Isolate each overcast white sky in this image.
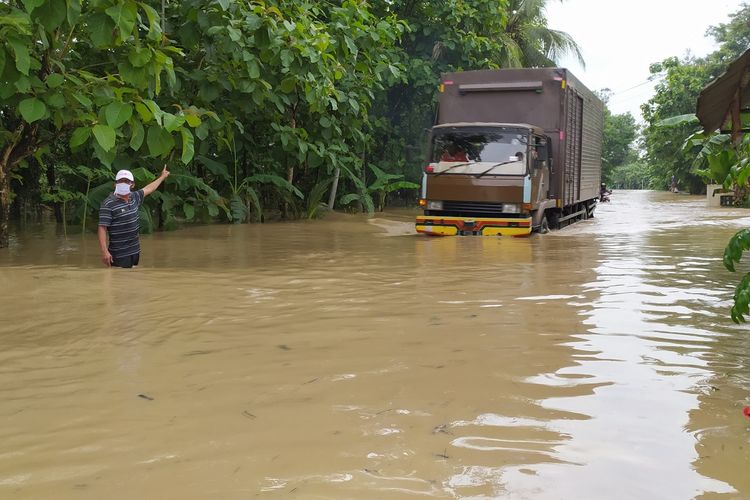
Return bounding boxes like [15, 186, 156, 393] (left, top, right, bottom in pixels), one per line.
[545, 0, 741, 120]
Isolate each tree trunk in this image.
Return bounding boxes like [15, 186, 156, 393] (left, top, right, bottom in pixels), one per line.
[283, 115, 297, 219]
[46, 163, 63, 223]
[327, 167, 340, 209]
[357, 149, 367, 213]
[0, 164, 10, 248]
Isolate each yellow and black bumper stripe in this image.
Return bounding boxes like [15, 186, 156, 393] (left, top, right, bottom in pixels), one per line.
[415, 216, 532, 237]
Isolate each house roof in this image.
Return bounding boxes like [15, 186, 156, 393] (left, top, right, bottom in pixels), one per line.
[696, 48, 750, 134]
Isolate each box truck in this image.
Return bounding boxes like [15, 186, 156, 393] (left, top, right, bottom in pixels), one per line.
[416, 68, 604, 236]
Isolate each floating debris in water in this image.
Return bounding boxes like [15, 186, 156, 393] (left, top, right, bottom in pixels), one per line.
[138, 394, 154, 401]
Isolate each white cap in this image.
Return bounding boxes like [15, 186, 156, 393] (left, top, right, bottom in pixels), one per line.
[115, 169, 134, 182]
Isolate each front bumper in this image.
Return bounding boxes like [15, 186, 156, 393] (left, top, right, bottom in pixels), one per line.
[415, 215, 532, 237]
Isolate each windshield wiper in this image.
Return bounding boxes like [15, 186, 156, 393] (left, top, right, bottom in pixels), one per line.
[434, 162, 473, 176]
[474, 160, 518, 179]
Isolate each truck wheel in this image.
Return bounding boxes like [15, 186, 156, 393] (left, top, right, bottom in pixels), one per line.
[548, 211, 559, 230]
[539, 216, 550, 234]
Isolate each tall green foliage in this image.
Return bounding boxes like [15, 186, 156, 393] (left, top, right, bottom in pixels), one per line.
[595, 90, 640, 187]
[368, 0, 582, 183]
[706, 1, 750, 64]
[601, 111, 638, 184]
[641, 3, 750, 195]
[164, 0, 406, 219]
[640, 56, 717, 193]
[1, 0, 584, 247]
[496, 0, 584, 68]
[0, 0, 200, 246]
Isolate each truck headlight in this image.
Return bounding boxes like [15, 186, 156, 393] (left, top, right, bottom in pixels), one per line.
[502, 203, 520, 213]
[427, 200, 443, 210]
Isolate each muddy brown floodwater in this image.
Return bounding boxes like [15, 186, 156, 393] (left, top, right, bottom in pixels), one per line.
[1, 190, 750, 499]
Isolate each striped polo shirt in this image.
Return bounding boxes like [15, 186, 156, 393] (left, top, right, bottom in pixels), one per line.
[99, 189, 145, 258]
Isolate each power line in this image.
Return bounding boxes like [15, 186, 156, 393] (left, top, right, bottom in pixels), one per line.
[607, 73, 667, 98]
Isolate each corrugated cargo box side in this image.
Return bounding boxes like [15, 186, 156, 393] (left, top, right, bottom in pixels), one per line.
[565, 70, 604, 204]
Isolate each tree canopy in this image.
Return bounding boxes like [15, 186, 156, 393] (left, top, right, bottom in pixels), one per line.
[640, 2, 750, 194]
[0, 0, 585, 247]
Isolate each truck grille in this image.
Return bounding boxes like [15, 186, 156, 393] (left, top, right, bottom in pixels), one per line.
[429, 201, 523, 217]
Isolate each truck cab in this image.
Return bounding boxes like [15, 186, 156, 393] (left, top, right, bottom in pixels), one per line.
[416, 122, 554, 236]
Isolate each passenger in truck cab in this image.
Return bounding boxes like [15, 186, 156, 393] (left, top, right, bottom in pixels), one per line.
[514, 151, 524, 162]
[440, 143, 468, 162]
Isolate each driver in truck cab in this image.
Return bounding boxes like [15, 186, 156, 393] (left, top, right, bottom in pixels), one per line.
[440, 143, 468, 162]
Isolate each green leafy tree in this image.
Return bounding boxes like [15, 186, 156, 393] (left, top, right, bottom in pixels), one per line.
[368, 0, 583, 188]
[339, 164, 420, 212]
[496, 0, 584, 68]
[0, 0, 205, 247]
[706, 2, 750, 64]
[609, 161, 654, 190]
[0, 0, 592, 244]
[167, 0, 406, 218]
[640, 3, 750, 195]
[640, 56, 717, 193]
[598, 90, 638, 184]
[662, 2, 750, 322]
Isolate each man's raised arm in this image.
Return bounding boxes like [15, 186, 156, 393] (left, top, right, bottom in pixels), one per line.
[142, 166, 170, 197]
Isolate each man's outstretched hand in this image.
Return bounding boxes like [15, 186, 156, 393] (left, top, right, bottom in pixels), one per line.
[160, 166, 170, 179]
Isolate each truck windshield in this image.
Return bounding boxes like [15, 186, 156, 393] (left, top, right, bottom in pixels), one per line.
[431, 128, 529, 164]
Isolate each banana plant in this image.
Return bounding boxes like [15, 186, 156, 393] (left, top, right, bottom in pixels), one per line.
[339, 164, 419, 213]
[196, 154, 303, 223]
[306, 177, 334, 219]
[39, 162, 111, 235]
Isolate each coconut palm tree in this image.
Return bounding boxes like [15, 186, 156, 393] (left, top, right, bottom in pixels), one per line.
[498, 0, 585, 68]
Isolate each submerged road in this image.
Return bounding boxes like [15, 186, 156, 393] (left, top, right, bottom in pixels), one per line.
[1, 190, 749, 498]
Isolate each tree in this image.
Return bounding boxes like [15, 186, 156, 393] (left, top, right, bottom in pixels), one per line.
[0, 0, 200, 247]
[165, 0, 406, 219]
[496, 0, 584, 68]
[1, 0, 408, 241]
[640, 56, 717, 193]
[598, 90, 638, 184]
[706, 2, 750, 64]
[368, 0, 583, 185]
[609, 161, 653, 190]
[662, 2, 750, 322]
[640, 3, 750, 196]
[1, 0, 589, 245]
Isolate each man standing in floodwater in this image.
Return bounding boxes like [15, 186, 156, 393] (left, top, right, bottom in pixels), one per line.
[98, 167, 170, 268]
